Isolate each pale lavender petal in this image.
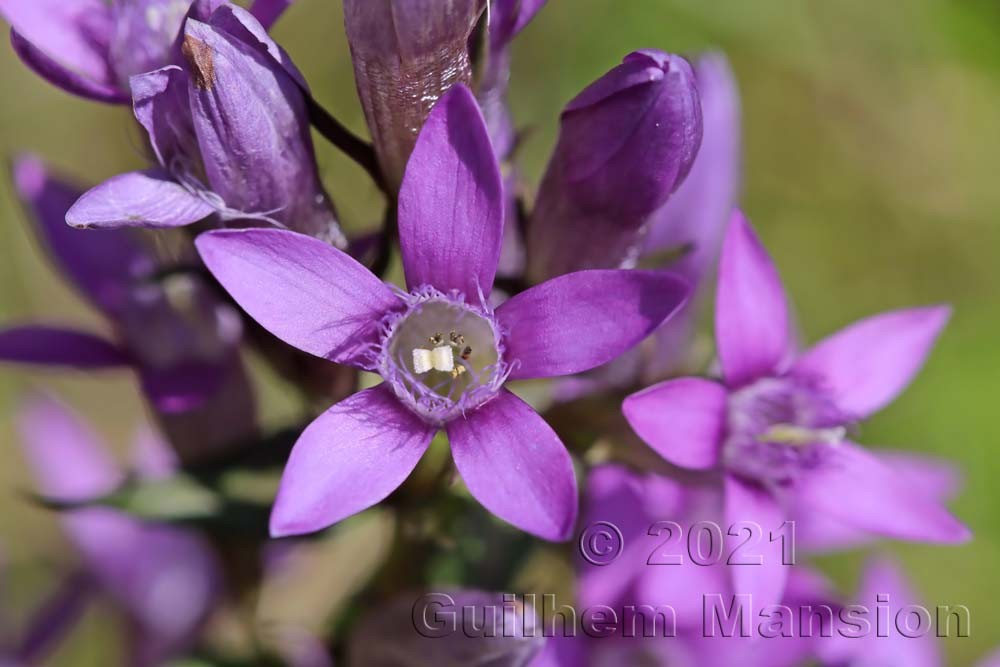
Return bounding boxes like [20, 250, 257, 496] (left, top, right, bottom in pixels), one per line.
[796, 450, 965, 552]
[447, 390, 577, 541]
[0, 326, 130, 369]
[249, 0, 292, 30]
[270, 385, 436, 537]
[0, 0, 119, 97]
[791, 306, 951, 420]
[846, 558, 940, 667]
[793, 442, 970, 544]
[716, 211, 792, 387]
[130, 425, 179, 481]
[17, 394, 122, 501]
[497, 269, 688, 380]
[196, 228, 398, 369]
[9, 31, 127, 103]
[398, 85, 504, 299]
[978, 648, 1000, 667]
[131, 66, 200, 169]
[66, 169, 214, 229]
[622, 377, 726, 470]
[12, 154, 155, 315]
[724, 474, 788, 611]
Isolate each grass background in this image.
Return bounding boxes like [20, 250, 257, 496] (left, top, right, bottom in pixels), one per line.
[1, 1, 998, 664]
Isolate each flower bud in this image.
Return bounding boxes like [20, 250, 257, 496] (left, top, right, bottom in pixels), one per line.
[525, 49, 702, 281]
[182, 7, 345, 245]
[343, 0, 487, 191]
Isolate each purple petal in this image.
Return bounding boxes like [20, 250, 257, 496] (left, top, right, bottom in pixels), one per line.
[793, 441, 970, 544]
[0, 0, 120, 98]
[979, 649, 1000, 667]
[489, 0, 546, 49]
[398, 85, 504, 299]
[195, 228, 397, 369]
[0, 326, 129, 369]
[796, 450, 965, 552]
[130, 426, 179, 481]
[66, 169, 214, 230]
[622, 377, 726, 470]
[15, 571, 93, 665]
[716, 211, 792, 387]
[139, 361, 228, 415]
[447, 390, 577, 541]
[17, 394, 122, 501]
[131, 66, 200, 169]
[9, 30, 128, 103]
[724, 474, 788, 611]
[249, 0, 293, 30]
[182, 14, 342, 242]
[12, 155, 154, 315]
[107, 0, 193, 86]
[497, 269, 689, 380]
[791, 306, 950, 420]
[270, 385, 435, 537]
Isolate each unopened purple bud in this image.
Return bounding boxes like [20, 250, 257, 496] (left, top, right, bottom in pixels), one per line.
[343, 0, 487, 191]
[182, 8, 345, 245]
[525, 50, 702, 281]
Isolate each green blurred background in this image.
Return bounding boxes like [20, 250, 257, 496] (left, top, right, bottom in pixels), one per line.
[1, 1, 998, 664]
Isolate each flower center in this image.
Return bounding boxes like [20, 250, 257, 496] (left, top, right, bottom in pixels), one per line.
[378, 288, 508, 424]
[722, 377, 849, 487]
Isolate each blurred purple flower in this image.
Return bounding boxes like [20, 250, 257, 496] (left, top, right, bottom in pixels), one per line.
[348, 590, 543, 666]
[64, 4, 344, 245]
[525, 49, 702, 282]
[623, 211, 969, 609]
[343, 0, 487, 191]
[0, 0, 293, 103]
[0, 155, 255, 463]
[196, 85, 689, 541]
[16, 394, 221, 667]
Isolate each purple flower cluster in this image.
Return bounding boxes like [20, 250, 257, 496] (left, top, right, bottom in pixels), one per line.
[0, 2, 982, 666]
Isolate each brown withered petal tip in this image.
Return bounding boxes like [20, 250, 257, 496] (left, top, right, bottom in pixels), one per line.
[181, 35, 215, 90]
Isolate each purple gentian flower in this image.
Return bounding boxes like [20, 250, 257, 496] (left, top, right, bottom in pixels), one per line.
[0, 155, 255, 463]
[525, 49, 703, 282]
[65, 4, 344, 245]
[343, 0, 486, 191]
[0, 0, 292, 103]
[623, 212, 969, 608]
[16, 394, 221, 666]
[196, 85, 689, 541]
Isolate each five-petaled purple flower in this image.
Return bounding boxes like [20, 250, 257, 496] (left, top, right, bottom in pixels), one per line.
[196, 85, 689, 541]
[623, 211, 969, 608]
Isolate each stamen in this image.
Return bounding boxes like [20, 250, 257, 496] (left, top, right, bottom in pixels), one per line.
[758, 424, 846, 447]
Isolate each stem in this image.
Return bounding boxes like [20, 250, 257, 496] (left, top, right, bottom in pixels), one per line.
[305, 95, 385, 193]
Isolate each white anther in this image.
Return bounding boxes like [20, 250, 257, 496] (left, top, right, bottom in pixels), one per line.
[412, 346, 456, 374]
[431, 345, 455, 372]
[412, 348, 433, 374]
